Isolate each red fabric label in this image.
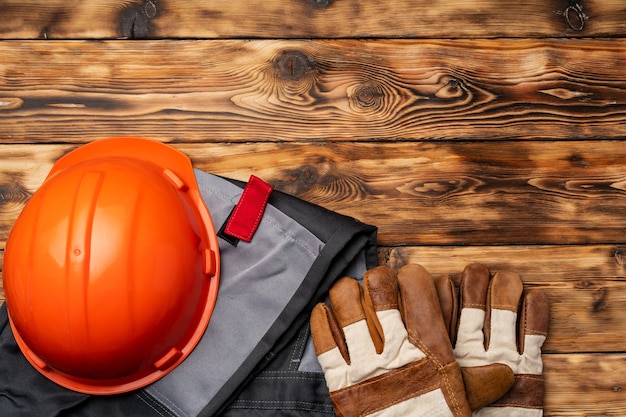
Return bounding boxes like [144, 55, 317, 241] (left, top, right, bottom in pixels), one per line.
[224, 175, 273, 242]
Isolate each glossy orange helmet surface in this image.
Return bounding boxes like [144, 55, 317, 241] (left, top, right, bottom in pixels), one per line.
[2, 137, 220, 394]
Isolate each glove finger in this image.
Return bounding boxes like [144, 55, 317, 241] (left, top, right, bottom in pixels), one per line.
[328, 276, 366, 328]
[328, 276, 377, 361]
[363, 266, 429, 365]
[486, 271, 523, 352]
[434, 274, 459, 346]
[456, 263, 491, 352]
[397, 264, 455, 364]
[449, 265, 517, 410]
[363, 266, 399, 313]
[362, 266, 398, 354]
[519, 289, 549, 372]
[311, 302, 349, 363]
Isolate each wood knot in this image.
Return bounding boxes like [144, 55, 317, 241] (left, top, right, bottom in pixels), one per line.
[0, 179, 32, 210]
[568, 154, 588, 168]
[291, 165, 319, 185]
[614, 247, 625, 266]
[144, 0, 158, 19]
[435, 76, 467, 99]
[592, 287, 608, 312]
[271, 165, 320, 196]
[564, 2, 587, 31]
[273, 50, 316, 81]
[352, 82, 385, 110]
[120, 0, 158, 39]
[0, 184, 14, 205]
[306, 0, 332, 7]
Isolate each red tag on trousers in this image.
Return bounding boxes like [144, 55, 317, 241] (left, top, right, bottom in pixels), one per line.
[223, 175, 273, 242]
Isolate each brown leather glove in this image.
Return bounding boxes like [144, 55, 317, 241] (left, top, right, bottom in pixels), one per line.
[436, 263, 549, 416]
[311, 265, 473, 417]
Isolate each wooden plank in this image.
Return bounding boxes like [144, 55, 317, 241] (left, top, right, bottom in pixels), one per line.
[0, 145, 65, 243]
[383, 245, 626, 353]
[187, 140, 626, 246]
[543, 353, 626, 416]
[0, 0, 621, 39]
[0, 2, 623, 415]
[2, 141, 626, 246]
[2, 39, 626, 143]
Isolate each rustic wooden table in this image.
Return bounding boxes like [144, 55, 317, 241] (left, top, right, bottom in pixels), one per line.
[1, 1, 626, 415]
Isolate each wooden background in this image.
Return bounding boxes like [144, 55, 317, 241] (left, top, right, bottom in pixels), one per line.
[1, 0, 626, 415]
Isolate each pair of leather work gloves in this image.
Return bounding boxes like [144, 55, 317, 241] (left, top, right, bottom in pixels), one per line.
[311, 263, 549, 417]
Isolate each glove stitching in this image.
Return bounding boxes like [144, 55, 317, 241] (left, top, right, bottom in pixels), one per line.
[463, 303, 485, 309]
[491, 402, 542, 408]
[407, 329, 463, 415]
[439, 364, 462, 415]
[521, 299, 529, 353]
[493, 374, 543, 408]
[523, 299, 529, 337]
[523, 301, 548, 337]
[332, 366, 440, 417]
[520, 374, 542, 378]
[491, 303, 516, 310]
[375, 303, 397, 309]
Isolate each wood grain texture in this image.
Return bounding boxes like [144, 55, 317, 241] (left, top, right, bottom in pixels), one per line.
[1, 2, 625, 414]
[0, 0, 621, 39]
[543, 353, 626, 416]
[2, 141, 626, 247]
[2, 40, 626, 143]
[188, 140, 626, 246]
[0, 145, 67, 243]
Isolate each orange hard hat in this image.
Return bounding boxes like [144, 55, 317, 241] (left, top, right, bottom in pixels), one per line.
[2, 137, 220, 394]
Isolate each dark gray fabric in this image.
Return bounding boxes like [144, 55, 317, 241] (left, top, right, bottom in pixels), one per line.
[221, 322, 335, 417]
[217, 243, 372, 417]
[145, 171, 326, 417]
[0, 303, 89, 417]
